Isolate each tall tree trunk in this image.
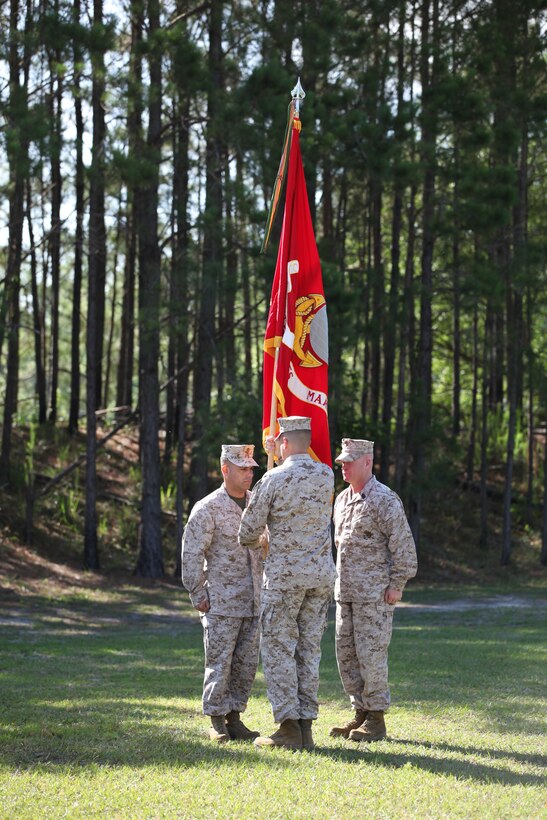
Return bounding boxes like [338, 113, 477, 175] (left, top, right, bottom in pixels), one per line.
[466, 302, 479, 484]
[495, 0, 520, 565]
[380, 2, 405, 484]
[90, 0, 107, 411]
[451, 187, 461, 439]
[173, 83, 190, 571]
[84, 0, 107, 570]
[189, 0, 224, 506]
[116, 4, 143, 413]
[408, 0, 439, 546]
[224, 151, 237, 389]
[47, 19, 63, 423]
[134, 0, 164, 578]
[69, 0, 84, 434]
[395, 3, 418, 496]
[370, 181, 383, 428]
[0, 0, 28, 484]
[501, 289, 520, 565]
[104, 199, 122, 410]
[27, 180, 47, 424]
[541, 430, 547, 567]
[479, 305, 491, 548]
[240, 155, 253, 383]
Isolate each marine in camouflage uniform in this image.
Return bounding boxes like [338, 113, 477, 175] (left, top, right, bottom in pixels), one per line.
[330, 438, 417, 742]
[181, 444, 263, 742]
[239, 416, 336, 750]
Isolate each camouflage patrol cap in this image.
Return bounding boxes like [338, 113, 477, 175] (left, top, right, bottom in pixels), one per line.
[274, 416, 312, 440]
[221, 444, 259, 467]
[335, 438, 374, 462]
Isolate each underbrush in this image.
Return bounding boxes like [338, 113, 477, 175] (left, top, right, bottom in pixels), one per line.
[0, 422, 544, 592]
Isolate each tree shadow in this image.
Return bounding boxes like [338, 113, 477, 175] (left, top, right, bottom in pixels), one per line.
[311, 739, 545, 787]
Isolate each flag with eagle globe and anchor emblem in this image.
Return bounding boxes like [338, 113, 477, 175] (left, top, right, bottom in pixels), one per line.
[263, 110, 331, 466]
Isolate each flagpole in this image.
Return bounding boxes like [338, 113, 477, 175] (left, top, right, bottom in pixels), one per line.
[266, 80, 306, 471]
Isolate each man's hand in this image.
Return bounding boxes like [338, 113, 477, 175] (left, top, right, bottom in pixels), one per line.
[264, 435, 276, 454]
[195, 598, 210, 613]
[259, 530, 269, 559]
[384, 587, 402, 606]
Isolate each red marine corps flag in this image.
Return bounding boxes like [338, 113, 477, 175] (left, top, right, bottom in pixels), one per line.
[262, 82, 331, 466]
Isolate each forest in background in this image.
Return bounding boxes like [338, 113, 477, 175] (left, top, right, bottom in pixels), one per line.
[0, 0, 546, 578]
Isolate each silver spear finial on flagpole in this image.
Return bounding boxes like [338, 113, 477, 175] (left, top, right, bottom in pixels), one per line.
[291, 78, 306, 115]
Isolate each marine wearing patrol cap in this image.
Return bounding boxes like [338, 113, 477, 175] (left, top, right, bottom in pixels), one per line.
[220, 444, 259, 467]
[335, 438, 374, 463]
[274, 416, 312, 439]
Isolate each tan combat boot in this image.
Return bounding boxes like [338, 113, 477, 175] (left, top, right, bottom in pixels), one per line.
[299, 719, 314, 751]
[225, 710, 260, 741]
[348, 710, 387, 742]
[254, 718, 302, 750]
[208, 715, 229, 743]
[329, 709, 368, 739]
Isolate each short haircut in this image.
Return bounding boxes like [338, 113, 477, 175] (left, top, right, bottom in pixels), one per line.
[283, 429, 311, 449]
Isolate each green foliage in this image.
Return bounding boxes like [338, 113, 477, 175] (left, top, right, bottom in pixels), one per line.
[23, 421, 37, 489]
[160, 481, 176, 513]
[56, 487, 80, 528]
[1, 0, 546, 567]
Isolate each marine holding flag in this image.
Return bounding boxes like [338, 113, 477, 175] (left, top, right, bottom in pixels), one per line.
[238, 94, 335, 752]
[262, 106, 331, 466]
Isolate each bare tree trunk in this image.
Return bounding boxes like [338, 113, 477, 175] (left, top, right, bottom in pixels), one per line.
[541, 430, 547, 566]
[173, 82, 191, 575]
[0, 0, 28, 484]
[69, 0, 84, 434]
[380, 2, 405, 484]
[501, 291, 520, 565]
[104, 197, 122, 410]
[525, 288, 534, 520]
[224, 151, 237, 389]
[91, 0, 107, 411]
[466, 302, 479, 483]
[395, 4, 418, 495]
[408, 0, 439, 546]
[27, 180, 47, 424]
[116, 204, 137, 411]
[479, 305, 491, 548]
[84, 0, 107, 570]
[134, 0, 164, 578]
[370, 181, 383, 428]
[189, 0, 224, 506]
[116, 4, 142, 414]
[164, 198, 177, 466]
[47, 18, 63, 424]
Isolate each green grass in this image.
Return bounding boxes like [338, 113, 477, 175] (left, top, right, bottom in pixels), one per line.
[0, 585, 546, 819]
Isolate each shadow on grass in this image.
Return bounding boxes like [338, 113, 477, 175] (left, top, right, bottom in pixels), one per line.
[392, 737, 547, 767]
[0, 589, 197, 637]
[2, 727, 544, 789]
[311, 740, 545, 786]
[1, 589, 545, 790]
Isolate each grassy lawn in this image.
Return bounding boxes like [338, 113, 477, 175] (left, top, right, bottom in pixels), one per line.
[0, 584, 545, 819]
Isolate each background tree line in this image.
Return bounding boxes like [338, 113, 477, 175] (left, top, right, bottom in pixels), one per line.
[0, 0, 546, 577]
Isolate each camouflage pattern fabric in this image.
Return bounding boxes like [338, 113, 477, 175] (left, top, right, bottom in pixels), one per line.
[238, 454, 336, 591]
[181, 485, 262, 615]
[334, 475, 417, 603]
[335, 600, 393, 711]
[333, 475, 417, 713]
[181, 484, 263, 716]
[238, 454, 336, 722]
[200, 613, 260, 716]
[260, 586, 331, 722]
